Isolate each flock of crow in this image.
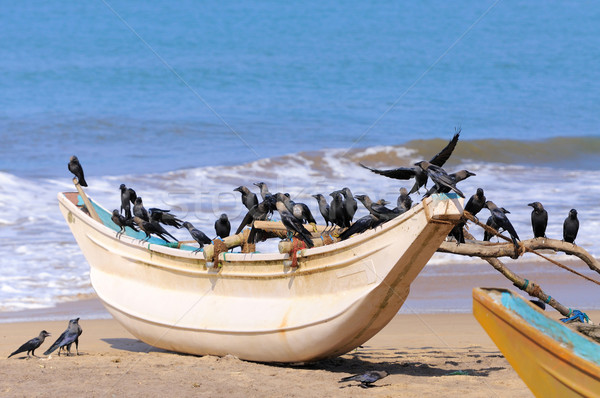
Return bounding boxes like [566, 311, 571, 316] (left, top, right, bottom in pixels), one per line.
[10, 141, 579, 360]
[69, 130, 581, 253]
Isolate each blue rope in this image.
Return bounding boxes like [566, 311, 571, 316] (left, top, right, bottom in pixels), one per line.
[522, 279, 529, 290]
[545, 296, 552, 304]
[560, 310, 590, 324]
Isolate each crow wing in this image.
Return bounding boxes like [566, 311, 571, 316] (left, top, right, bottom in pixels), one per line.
[430, 130, 460, 167]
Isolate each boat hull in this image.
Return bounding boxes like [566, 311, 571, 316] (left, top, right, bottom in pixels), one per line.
[59, 191, 462, 362]
[473, 288, 600, 397]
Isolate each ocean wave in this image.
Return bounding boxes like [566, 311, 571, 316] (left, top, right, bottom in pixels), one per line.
[1, 143, 599, 313]
[402, 136, 600, 170]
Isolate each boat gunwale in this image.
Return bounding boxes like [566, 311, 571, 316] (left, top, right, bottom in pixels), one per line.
[58, 190, 443, 267]
[473, 288, 600, 376]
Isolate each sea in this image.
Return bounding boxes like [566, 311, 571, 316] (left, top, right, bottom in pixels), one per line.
[1, 1, 599, 318]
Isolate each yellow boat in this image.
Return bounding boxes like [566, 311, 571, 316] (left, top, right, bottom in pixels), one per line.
[473, 287, 600, 397]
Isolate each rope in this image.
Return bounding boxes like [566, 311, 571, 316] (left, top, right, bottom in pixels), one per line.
[212, 238, 228, 267]
[320, 234, 334, 245]
[289, 237, 306, 268]
[560, 310, 590, 324]
[464, 212, 600, 286]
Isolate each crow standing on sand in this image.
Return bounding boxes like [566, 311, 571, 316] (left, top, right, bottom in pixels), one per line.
[182, 222, 212, 252]
[414, 161, 465, 198]
[234, 186, 259, 211]
[339, 370, 389, 388]
[214, 214, 231, 239]
[563, 209, 579, 244]
[111, 209, 139, 238]
[275, 194, 314, 248]
[484, 201, 520, 251]
[528, 202, 548, 238]
[44, 318, 82, 356]
[8, 330, 51, 358]
[68, 156, 88, 187]
[360, 130, 460, 194]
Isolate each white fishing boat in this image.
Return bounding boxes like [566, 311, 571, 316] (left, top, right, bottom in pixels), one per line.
[58, 187, 463, 363]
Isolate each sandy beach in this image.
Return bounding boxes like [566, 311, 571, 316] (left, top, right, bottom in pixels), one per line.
[4, 302, 596, 397]
[2, 255, 599, 397]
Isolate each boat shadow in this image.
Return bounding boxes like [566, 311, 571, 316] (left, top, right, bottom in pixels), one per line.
[101, 338, 170, 353]
[279, 346, 507, 378]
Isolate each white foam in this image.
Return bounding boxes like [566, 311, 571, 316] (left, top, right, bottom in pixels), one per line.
[1, 148, 599, 313]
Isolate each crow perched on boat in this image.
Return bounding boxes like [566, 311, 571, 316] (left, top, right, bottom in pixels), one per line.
[111, 209, 139, 238]
[396, 187, 412, 214]
[8, 330, 51, 358]
[355, 194, 399, 223]
[44, 318, 82, 356]
[414, 161, 465, 198]
[68, 155, 88, 187]
[214, 213, 231, 239]
[119, 184, 137, 218]
[484, 201, 520, 251]
[329, 191, 348, 228]
[278, 193, 317, 225]
[254, 182, 273, 201]
[133, 197, 149, 222]
[182, 222, 212, 253]
[234, 195, 276, 235]
[424, 170, 475, 197]
[360, 130, 460, 194]
[312, 194, 331, 227]
[563, 209, 579, 244]
[339, 214, 383, 240]
[234, 186, 259, 211]
[528, 202, 548, 238]
[339, 370, 389, 388]
[275, 194, 314, 248]
[483, 207, 510, 241]
[340, 187, 357, 224]
[149, 208, 183, 229]
[134, 216, 177, 242]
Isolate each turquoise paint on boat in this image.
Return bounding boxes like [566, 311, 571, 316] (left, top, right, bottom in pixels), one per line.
[77, 195, 199, 252]
[501, 291, 600, 365]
